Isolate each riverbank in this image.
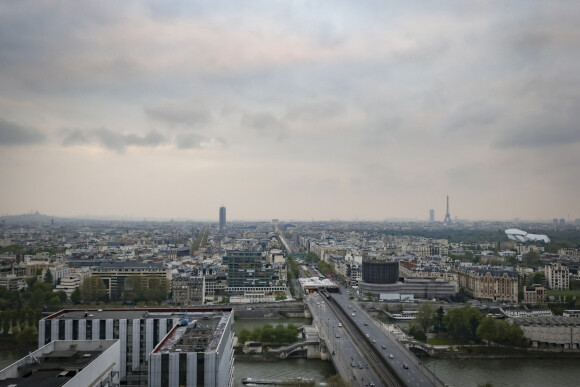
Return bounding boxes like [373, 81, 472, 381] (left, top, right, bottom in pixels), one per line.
[431, 345, 580, 359]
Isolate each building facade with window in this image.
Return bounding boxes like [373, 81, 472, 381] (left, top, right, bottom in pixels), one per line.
[38, 307, 233, 386]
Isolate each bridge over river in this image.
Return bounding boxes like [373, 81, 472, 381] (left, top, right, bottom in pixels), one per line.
[308, 291, 445, 387]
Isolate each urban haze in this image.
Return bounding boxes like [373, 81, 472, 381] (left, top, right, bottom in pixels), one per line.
[1, 1, 580, 387]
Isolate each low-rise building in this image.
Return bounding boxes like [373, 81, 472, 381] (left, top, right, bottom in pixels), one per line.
[509, 316, 580, 349]
[523, 284, 546, 304]
[0, 339, 120, 386]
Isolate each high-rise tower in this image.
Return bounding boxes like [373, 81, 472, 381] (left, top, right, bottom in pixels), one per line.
[444, 196, 451, 223]
[429, 209, 435, 222]
[219, 206, 226, 232]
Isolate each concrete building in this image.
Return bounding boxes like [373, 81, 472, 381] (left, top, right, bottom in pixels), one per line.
[358, 278, 456, 300]
[149, 311, 234, 386]
[0, 339, 120, 386]
[172, 275, 205, 305]
[90, 261, 171, 301]
[545, 262, 569, 290]
[0, 274, 26, 291]
[429, 209, 435, 222]
[38, 307, 233, 386]
[509, 316, 580, 349]
[457, 267, 519, 302]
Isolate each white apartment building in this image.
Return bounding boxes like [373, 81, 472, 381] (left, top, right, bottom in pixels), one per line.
[545, 262, 569, 290]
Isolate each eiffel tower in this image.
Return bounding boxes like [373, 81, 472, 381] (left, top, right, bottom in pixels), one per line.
[444, 195, 452, 223]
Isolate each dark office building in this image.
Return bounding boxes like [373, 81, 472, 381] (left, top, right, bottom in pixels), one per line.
[362, 259, 399, 284]
[222, 250, 273, 291]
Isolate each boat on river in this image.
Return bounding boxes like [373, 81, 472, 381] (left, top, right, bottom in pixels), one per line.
[241, 377, 315, 386]
[389, 310, 418, 320]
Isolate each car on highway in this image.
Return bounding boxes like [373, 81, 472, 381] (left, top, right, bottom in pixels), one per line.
[335, 334, 340, 338]
[372, 339, 376, 343]
[338, 322, 342, 327]
[389, 354, 394, 359]
[358, 363, 363, 369]
[381, 344, 386, 349]
[403, 364, 409, 369]
[352, 312, 355, 316]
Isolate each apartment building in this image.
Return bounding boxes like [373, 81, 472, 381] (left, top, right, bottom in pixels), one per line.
[457, 267, 519, 302]
[545, 262, 569, 290]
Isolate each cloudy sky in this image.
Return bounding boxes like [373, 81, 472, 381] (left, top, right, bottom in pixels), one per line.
[1, 1, 579, 222]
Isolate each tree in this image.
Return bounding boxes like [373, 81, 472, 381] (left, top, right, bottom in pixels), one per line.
[409, 325, 427, 341]
[494, 320, 510, 345]
[507, 323, 525, 346]
[443, 306, 482, 343]
[238, 329, 250, 344]
[71, 288, 81, 304]
[523, 251, 541, 268]
[3, 310, 11, 335]
[433, 307, 445, 333]
[416, 301, 434, 333]
[261, 324, 275, 343]
[80, 276, 108, 302]
[44, 269, 53, 285]
[306, 252, 319, 263]
[274, 324, 287, 343]
[532, 272, 544, 285]
[476, 317, 497, 346]
[55, 290, 67, 303]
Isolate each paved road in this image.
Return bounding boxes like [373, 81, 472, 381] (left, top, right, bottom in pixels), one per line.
[330, 292, 444, 387]
[307, 293, 382, 386]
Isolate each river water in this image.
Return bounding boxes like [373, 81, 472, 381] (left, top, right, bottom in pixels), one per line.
[423, 357, 579, 387]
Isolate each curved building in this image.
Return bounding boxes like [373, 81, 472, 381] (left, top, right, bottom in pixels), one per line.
[362, 259, 399, 284]
[359, 259, 456, 300]
[505, 228, 550, 243]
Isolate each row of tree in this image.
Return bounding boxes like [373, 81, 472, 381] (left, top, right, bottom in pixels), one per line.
[75, 275, 170, 303]
[286, 255, 299, 280]
[0, 278, 66, 311]
[412, 303, 525, 346]
[476, 317, 525, 346]
[0, 308, 42, 335]
[237, 323, 300, 345]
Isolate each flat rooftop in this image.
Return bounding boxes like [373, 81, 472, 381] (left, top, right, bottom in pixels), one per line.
[514, 316, 580, 327]
[44, 307, 232, 321]
[0, 342, 114, 387]
[153, 312, 231, 354]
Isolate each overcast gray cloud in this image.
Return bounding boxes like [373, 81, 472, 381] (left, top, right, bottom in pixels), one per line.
[62, 128, 166, 153]
[241, 112, 285, 137]
[145, 104, 211, 129]
[1, 1, 580, 221]
[0, 118, 46, 146]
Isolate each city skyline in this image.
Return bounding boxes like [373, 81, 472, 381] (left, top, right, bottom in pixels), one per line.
[1, 2, 580, 222]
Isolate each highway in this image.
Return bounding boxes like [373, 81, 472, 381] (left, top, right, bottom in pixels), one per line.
[307, 293, 382, 386]
[328, 291, 444, 387]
